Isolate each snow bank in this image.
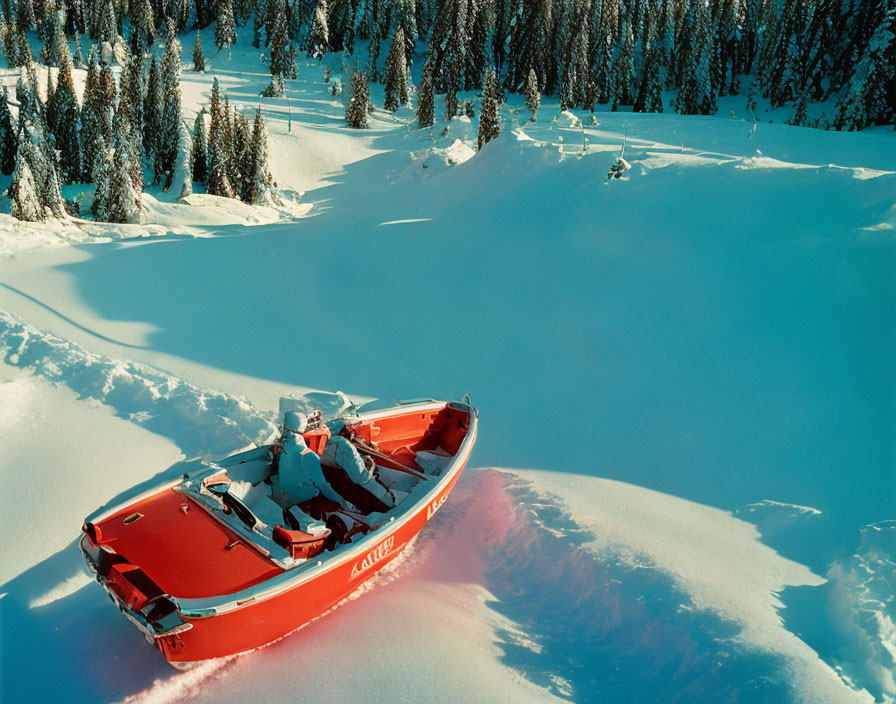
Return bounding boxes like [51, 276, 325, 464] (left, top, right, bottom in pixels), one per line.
[0, 310, 278, 457]
[506, 469, 872, 703]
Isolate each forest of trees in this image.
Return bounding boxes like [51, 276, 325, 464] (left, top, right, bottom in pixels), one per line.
[0, 0, 893, 221]
[0, 1, 273, 222]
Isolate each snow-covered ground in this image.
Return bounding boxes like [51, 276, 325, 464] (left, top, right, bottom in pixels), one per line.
[1, 28, 895, 704]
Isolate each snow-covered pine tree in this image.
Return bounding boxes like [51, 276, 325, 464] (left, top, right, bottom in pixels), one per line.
[673, 0, 717, 115]
[91, 133, 112, 219]
[105, 119, 143, 223]
[49, 19, 69, 68]
[21, 122, 66, 218]
[216, 0, 238, 58]
[269, 9, 296, 79]
[833, 8, 896, 131]
[49, 59, 83, 183]
[345, 69, 370, 127]
[416, 59, 435, 127]
[206, 78, 236, 197]
[194, 30, 206, 71]
[246, 107, 273, 204]
[120, 46, 144, 159]
[193, 108, 208, 182]
[761, 0, 808, 107]
[230, 110, 250, 199]
[633, 40, 664, 113]
[525, 67, 540, 120]
[391, 0, 417, 69]
[428, 0, 469, 93]
[611, 20, 636, 109]
[9, 139, 44, 221]
[305, 0, 328, 59]
[159, 20, 183, 190]
[98, 2, 117, 44]
[477, 66, 501, 150]
[113, 106, 144, 193]
[143, 55, 162, 173]
[132, 0, 155, 50]
[383, 27, 409, 111]
[0, 92, 15, 175]
[17, 0, 36, 33]
[16, 72, 42, 128]
[80, 60, 116, 183]
[2, 20, 21, 68]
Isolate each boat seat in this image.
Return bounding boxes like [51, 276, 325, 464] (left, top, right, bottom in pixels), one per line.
[415, 451, 452, 476]
[321, 436, 397, 511]
[229, 481, 284, 529]
[285, 505, 328, 537]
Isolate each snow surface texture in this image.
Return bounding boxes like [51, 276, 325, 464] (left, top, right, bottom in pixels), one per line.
[1, 26, 895, 704]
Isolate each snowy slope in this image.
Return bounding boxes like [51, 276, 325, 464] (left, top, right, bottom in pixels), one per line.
[1, 26, 895, 704]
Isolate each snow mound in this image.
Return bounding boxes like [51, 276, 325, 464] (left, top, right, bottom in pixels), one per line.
[0, 310, 278, 456]
[503, 469, 872, 704]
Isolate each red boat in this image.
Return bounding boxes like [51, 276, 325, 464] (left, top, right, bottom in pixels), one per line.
[79, 398, 478, 668]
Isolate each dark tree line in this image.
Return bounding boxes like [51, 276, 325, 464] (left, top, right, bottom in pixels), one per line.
[3, 0, 891, 131]
[1, 9, 273, 222]
[0, 0, 892, 221]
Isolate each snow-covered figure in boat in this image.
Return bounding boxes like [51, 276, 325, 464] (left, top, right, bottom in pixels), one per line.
[271, 411, 343, 512]
[321, 429, 396, 509]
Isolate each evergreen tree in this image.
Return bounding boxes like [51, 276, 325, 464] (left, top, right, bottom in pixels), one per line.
[49, 61, 83, 183]
[477, 66, 501, 150]
[0, 93, 15, 175]
[9, 139, 44, 221]
[345, 69, 370, 127]
[612, 21, 635, 109]
[525, 67, 540, 121]
[114, 107, 144, 193]
[391, 0, 417, 69]
[833, 9, 896, 131]
[132, 0, 155, 50]
[207, 79, 235, 197]
[216, 0, 237, 57]
[673, 1, 717, 115]
[634, 37, 664, 113]
[91, 133, 112, 219]
[383, 27, 409, 111]
[305, 0, 328, 59]
[80, 61, 116, 182]
[269, 10, 296, 78]
[49, 20, 70, 68]
[120, 46, 144, 163]
[231, 110, 250, 198]
[193, 108, 208, 182]
[416, 59, 435, 127]
[246, 107, 273, 203]
[159, 21, 183, 189]
[194, 30, 206, 71]
[98, 3, 117, 44]
[143, 55, 162, 172]
[105, 127, 143, 222]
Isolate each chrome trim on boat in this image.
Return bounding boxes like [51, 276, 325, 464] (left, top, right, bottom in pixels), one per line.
[176, 401, 478, 618]
[84, 477, 184, 526]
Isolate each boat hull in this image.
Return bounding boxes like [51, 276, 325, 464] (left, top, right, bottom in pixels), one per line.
[157, 462, 467, 664]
